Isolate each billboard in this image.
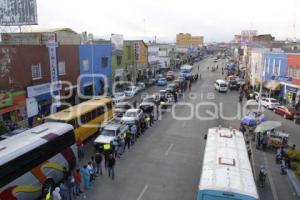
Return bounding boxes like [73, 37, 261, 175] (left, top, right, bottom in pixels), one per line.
[0, 0, 38, 26]
[111, 34, 123, 52]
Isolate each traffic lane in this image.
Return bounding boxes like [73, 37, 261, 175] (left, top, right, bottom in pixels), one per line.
[79, 60, 211, 199]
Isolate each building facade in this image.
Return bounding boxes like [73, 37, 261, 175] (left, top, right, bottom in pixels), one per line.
[0, 44, 80, 127]
[176, 33, 204, 47]
[79, 44, 112, 98]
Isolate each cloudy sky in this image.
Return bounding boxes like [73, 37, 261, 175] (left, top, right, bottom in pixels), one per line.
[37, 0, 300, 43]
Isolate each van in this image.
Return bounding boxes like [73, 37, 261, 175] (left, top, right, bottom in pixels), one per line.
[214, 80, 228, 92]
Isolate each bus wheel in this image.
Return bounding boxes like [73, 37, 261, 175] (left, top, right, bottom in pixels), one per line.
[42, 178, 55, 198]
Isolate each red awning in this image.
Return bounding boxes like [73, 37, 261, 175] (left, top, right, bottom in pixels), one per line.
[0, 104, 22, 114]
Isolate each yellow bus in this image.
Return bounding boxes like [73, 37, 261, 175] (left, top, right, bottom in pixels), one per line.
[45, 97, 113, 142]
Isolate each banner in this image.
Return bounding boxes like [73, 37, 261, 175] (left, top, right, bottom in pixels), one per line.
[0, 92, 13, 109]
[111, 34, 124, 52]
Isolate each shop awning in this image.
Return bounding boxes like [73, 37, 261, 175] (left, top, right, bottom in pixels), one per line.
[0, 104, 22, 114]
[263, 81, 281, 91]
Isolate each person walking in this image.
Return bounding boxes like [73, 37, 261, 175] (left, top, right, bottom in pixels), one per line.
[173, 91, 178, 103]
[91, 156, 97, 177]
[189, 81, 192, 92]
[52, 187, 62, 200]
[130, 124, 137, 143]
[95, 152, 103, 175]
[81, 165, 90, 190]
[124, 131, 131, 150]
[87, 161, 95, 182]
[66, 173, 75, 200]
[76, 139, 84, 161]
[59, 182, 67, 200]
[73, 169, 82, 196]
[107, 154, 116, 180]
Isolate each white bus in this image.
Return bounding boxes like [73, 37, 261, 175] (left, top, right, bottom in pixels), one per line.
[180, 64, 194, 80]
[0, 122, 78, 200]
[197, 126, 258, 200]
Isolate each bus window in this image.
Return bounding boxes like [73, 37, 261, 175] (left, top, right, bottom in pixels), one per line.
[106, 102, 113, 110]
[91, 109, 97, 119]
[96, 106, 104, 115]
[85, 112, 92, 122]
[68, 119, 77, 129]
[80, 115, 86, 124]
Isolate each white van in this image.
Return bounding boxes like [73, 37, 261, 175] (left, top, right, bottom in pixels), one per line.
[214, 80, 228, 92]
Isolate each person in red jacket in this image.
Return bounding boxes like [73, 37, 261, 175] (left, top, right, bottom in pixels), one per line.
[73, 169, 82, 196]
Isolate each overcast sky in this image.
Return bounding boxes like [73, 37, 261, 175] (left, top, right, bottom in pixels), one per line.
[37, 0, 300, 43]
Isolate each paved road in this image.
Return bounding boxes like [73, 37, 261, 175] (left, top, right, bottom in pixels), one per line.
[77, 57, 298, 200]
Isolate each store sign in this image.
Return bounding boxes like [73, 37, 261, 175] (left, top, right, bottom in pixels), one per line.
[0, 92, 13, 109]
[46, 33, 59, 83]
[26, 97, 38, 118]
[286, 86, 298, 93]
[271, 76, 292, 83]
[27, 83, 61, 98]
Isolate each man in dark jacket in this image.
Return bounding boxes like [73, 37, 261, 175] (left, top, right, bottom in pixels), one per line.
[95, 152, 103, 175]
[107, 154, 116, 180]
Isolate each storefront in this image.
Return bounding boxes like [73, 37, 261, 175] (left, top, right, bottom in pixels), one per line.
[26, 83, 61, 126]
[281, 82, 300, 106]
[0, 90, 27, 129]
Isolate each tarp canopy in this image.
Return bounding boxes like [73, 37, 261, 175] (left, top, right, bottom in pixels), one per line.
[263, 81, 281, 91]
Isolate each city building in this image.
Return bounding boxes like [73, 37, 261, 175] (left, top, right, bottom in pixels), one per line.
[148, 45, 160, 76]
[1, 28, 81, 45]
[176, 33, 204, 47]
[253, 34, 275, 42]
[284, 54, 300, 105]
[0, 44, 80, 127]
[79, 44, 112, 98]
[122, 42, 134, 82]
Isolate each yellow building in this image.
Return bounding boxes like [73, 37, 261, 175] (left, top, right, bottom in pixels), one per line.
[176, 33, 204, 46]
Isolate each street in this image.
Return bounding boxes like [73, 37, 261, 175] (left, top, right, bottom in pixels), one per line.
[74, 57, 298, 200]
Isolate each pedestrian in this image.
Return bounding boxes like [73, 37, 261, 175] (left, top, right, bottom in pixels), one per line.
[52, 187, 62, 200]
[173, 91, 178, 103]
[91, 156, 97, 177]
[73, 169, 82, 196]
[149, 111, 154, 126]
[256, 132, 261, 149]
[124, 131, 131, 150]
[81, 165, 90, 190]
[103, 143, 111, 168]
[118, 135, 125, 156]
[107, 154, 116, 180]
[189, 82, 192, 92]
[262, 132, 268, 151]
[66, 172, 75, 200]
[239, 124, 246, 135]
[87, 161, 95, 182]
[112, 138, 119, 157]
[95, 152, 103, 175]
[59, 182, 67, 200]
[62, 167, 68, 182]
[76, 139, 84, 161]
[130, 124, 137, 143]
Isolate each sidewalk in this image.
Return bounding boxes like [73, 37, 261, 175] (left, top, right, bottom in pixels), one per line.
[251, 142, 297, 200]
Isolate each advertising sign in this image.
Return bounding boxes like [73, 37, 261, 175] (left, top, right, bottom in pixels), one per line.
[0, 92, 13, 109]
[0, 0, 38, 26]
[26, 97, 38, 117]
[27, 83, 61, 98]
[111, 34, 124, 52]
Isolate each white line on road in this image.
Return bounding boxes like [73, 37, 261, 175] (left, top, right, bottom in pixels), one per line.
[263, 152, 279, 200]
[137, 184, 149, 200]
[165, 144, 174, 156]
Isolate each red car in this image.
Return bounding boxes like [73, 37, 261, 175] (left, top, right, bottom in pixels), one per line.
[274, 106, 295, 119]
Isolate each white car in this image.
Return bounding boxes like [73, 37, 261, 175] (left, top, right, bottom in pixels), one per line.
[214, 80, 228, 92]
[136, 82, 146, 92]
[112, 92, 126, 103]
[121, 109, 143, 124]
[260, 98, 280, 109]
[124, 86, 139, 97]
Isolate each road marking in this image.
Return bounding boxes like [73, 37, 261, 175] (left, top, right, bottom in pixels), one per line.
[263, 152, 279, 200]
[165, 144, 174, 156]
[137, 184, 149, 200]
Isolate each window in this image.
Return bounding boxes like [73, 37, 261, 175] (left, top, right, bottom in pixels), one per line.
[31, 64, 42, 80]
[117, 56, 122, 65]
[85, 112, 92, 122]
[58, 61, 66, 75]
[83, 59, 89, 71]
[91, 109, 97, 119]
[101, 57, 109, 67]
[96, 106, 104, 115]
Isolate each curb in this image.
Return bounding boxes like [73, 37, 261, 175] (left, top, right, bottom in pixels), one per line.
[287, 169, 300, 200]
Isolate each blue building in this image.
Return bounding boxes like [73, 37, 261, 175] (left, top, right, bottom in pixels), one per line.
[263, 52, 287, 81]
[79, 44, 112, 98]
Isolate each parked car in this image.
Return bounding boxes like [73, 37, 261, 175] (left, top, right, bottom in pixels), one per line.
[261, 98, 280, 109]
[274, 106, 295, 119]
[94, 118, 129, 149]
[136, 82, 146, 92]
[121, 109, 144, 125]
[157, 78, 167, 86]
[214, 80, 228, 92]
[166, 83, 179, 93]
[124, 86, 139, 97]
[112, 92, 126, 104]
[166, 71, 175, 81]
[114, 102, 133, 118]
[228, 80, 239, 91]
